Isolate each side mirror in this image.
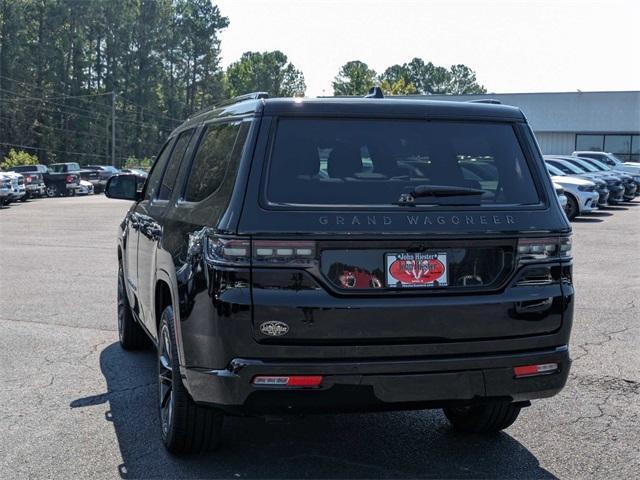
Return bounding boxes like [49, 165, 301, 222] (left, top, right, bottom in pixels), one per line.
[105, 174, 141, 201]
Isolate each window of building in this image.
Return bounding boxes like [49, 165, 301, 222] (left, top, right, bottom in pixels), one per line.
[604, 135, 632, 156]
[575, 134, 603, 152]
[631, 135, 640, 161]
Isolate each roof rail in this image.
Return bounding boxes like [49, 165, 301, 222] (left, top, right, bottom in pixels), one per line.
[468, 98, 502, 104]
[365, 86, 384, 99]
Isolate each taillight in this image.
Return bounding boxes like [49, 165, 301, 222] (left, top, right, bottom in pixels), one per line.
[514, 363, 558, 378]
[252, 375, 323, 388]
[517, 236, 571, 263]
[25, 175, 32, 183]
[253, 240, 315, 266]
[205, 236, 251, 266]
[204, 236, 316, 267]
[66, 175, 74, 183]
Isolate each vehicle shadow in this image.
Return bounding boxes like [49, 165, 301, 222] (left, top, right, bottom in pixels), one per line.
[586, 211, 613, 217]
[573, 217, 604, 223]
[71, 343, 558, 479]
[600, 205, 628, 211]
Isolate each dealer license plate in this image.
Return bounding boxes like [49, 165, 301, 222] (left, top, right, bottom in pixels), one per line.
[385, 252, 448, 288]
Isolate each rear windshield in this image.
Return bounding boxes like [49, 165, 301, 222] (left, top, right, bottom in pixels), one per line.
[266, 118, 541, 207]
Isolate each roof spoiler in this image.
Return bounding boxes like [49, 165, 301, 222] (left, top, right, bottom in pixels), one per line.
[468, 98, 502, 104]
[188, 92, 269, 120]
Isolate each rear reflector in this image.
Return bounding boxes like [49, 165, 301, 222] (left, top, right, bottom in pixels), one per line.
[252, 375, 323, 387]
[514, 363, 558, 378]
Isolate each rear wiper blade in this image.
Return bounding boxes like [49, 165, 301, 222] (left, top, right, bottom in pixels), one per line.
[397, 185, 484, 205]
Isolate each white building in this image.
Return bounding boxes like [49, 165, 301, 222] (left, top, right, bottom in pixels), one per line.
[424, 91, 640, 161]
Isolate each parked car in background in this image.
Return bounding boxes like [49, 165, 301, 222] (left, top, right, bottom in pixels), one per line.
[547, 166, 598, 220]
[547, 163, 609, 207]
[545, 157, 625, 205]
[555, 156, 637, 201]
[0, 174, 11, 206]
[2, 171, 27, 203]
[572, 151, 640, 172]
[120, 168, 148, 191]
[553, 182, 568, 212]
[10, 164, 47, 199]
[576, 156, 640, 197]
[46, 163, 82, 197]
[76, 179, 95, 195]
[82, 165, 120, 193]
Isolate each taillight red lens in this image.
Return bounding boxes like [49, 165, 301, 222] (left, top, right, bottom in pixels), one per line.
[25, 175, 32, 183]
[514, 363, 558, 378]
[66, 175, 73, 183]
[252, 375, 323, 387]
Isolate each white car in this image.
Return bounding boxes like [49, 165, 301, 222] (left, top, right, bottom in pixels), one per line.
[572, 151, 640, 175]
[0, 174, 12, 206]
[1, 172, 26, 203]
[553, 182, 568, 212]
[76, 179, 95, 195]
[547, 168, 599, 220]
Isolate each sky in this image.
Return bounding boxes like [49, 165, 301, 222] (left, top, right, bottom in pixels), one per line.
[215, 0, 640, 97]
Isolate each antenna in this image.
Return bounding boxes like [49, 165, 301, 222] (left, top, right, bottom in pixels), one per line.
[365, 86, 384, 99]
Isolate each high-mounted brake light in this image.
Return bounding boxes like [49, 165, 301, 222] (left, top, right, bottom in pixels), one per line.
[517, 237, 571, 263]
[252, 375, 323, 387]
[514, 363, 558, 378]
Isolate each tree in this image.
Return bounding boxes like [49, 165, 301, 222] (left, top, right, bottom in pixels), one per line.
[225, 51, 306, 97]
[380, 78, 417, 96]
[378, 57, 485, 95]
[447, 64, 487, 94]
[0, 0, 230, 166]
[1, 149, 38, 169]
[332, 60, 376, 96]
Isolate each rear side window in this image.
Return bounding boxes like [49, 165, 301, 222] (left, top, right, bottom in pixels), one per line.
[266, 118, 541, 207]
[184, 121, 248, 202]
[144, 139, 174, 200]
[158, 129, 193, 200]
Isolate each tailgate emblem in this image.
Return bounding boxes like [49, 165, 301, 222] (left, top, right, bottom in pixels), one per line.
[260, 321, 289, 337]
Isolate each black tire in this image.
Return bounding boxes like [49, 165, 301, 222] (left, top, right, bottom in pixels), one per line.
[46, 185, 59, 197]
[443, 400, 521, 433]
[117, 265, 148, 350]
[565, 194, 579, 220]
[20, 192, 30, 202]
[158, 305, 224, 454]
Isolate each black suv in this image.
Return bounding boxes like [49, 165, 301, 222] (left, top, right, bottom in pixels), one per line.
[106, 91, 574, 453]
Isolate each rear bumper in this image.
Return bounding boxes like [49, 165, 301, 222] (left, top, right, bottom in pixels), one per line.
[181, 345, 570, 413]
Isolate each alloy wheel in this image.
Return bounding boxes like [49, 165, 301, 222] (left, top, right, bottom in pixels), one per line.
[158, 323, 174, 436]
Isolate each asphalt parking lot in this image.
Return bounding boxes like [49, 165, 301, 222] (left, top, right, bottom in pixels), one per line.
[0, 195, 638, 479]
